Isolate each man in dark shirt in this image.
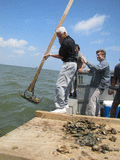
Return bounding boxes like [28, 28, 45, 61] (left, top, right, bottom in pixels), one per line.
[69, 44, 86, 97]
[44, 27, 77, 113]
[108, 63, 120, 118]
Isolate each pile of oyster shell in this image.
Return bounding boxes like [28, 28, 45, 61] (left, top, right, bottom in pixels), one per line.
[61, 119, 119, 153]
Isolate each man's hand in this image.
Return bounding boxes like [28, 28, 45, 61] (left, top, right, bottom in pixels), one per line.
[44, 53, 50, 60]
[78, 68, 83, 73]
[78, 66, 84, 73]
[85, 68, 90, 72]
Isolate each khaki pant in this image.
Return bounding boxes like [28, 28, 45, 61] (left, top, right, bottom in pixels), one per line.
[86, 88, 104, 116]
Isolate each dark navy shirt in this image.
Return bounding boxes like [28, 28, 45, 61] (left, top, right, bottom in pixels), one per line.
[59, 36, 76, 62]
[114, 63, 120, 85]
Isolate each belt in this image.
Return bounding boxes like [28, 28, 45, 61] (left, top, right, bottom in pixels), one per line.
[64, 60, 76, 63]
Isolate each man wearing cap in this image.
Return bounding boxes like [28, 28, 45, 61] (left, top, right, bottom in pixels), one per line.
[44, 27, 77, 113]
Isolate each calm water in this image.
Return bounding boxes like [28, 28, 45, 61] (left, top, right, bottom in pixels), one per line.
[0, 64, 59, 137]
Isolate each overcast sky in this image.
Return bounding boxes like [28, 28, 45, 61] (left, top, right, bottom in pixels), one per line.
[0, 0, 120, 71]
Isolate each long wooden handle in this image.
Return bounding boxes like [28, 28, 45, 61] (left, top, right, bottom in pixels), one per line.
[28, 0, 74, 92]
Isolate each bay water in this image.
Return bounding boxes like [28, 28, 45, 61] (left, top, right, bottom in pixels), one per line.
[0, 64, 59, 137]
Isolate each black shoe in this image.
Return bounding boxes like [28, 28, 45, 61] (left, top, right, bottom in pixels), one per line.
[69, 93, 72, 97]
